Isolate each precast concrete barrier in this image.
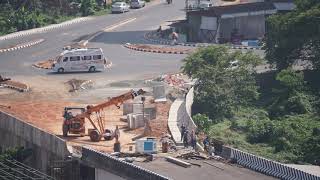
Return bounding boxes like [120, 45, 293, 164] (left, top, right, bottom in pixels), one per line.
[81, 147, 170, 180]
[218, 146, 320, 180]
[0, 111, 70, 173]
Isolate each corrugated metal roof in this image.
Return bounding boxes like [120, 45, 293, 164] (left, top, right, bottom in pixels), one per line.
[187, 2, 276, 16]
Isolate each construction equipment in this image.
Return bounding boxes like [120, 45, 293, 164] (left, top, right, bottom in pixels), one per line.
[62, 89, 145, 142]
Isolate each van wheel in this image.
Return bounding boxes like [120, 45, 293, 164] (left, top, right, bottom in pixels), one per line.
[58, 68, 64, 73]
[89, 66, 96, 72]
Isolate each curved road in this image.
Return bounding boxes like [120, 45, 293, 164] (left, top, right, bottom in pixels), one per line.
[0, 0, 186, 83]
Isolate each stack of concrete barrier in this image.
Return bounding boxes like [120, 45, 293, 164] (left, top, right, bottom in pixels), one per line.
[81, 147, 170, 180]
[127, 114, 149, 129]
[0, 111, 70, 173]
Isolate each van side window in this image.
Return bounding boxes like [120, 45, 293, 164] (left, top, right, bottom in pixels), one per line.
[63, 57, 68, 62]
[93, 55, 102, 60]
[70, 56, 80, 61]
[83, 56, 92, 60]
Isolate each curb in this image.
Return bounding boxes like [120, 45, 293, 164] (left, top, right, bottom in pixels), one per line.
[0, 39, 45, 53]
[124, 43, 188, 54]
[144, 31, 262, 50]
[1, 82, 30, 92]
[0, 17, 92, 41]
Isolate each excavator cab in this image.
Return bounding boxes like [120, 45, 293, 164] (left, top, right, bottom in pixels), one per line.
[62, 107, 86, 137]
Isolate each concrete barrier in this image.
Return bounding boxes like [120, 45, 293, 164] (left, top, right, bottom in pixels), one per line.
[81, 147, 170, 180]
[217, 145, 320, 180]
[0, 111, 70, 173]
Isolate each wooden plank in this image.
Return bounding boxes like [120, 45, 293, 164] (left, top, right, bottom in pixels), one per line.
[165, 157, 191, 168]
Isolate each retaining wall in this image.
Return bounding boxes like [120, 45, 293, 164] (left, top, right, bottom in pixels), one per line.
[0, 111, 70, 173]
[81, 147, 170, 180]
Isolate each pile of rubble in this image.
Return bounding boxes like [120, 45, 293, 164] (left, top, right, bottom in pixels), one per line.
[0, 75, 29, 92]
[33, 59, 54, 69]
[65, 79, 93, 92]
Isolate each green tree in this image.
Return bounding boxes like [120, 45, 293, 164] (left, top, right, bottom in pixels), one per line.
[80, 0, 96, 16]
[269, 69, 314, 117]
[265, 0, 320, 70]
[182, 46, 262, 120]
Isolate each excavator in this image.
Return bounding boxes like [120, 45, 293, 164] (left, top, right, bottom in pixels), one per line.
[62, 89, 145, 142]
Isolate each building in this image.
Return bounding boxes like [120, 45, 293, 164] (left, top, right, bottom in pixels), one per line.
[186, 1, 277, 43]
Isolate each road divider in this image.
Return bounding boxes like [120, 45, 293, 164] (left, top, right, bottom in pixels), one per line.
[0, 39, 45, 54]
[124, 43, 192, 54]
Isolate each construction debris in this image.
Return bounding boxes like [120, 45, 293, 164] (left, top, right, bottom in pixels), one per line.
[33, 59, 54, 69]
[0, 75, 10, 82]
[165, 156, 191, 168]
[0, 104, 11, 109]
[0, 76, 29, 92]
[65, 79, 93, 92]
[177, 152, 208, 160]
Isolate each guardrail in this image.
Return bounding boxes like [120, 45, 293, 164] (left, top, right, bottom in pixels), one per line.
[217, 146, 320, 180]
[81, 147, 170, 180]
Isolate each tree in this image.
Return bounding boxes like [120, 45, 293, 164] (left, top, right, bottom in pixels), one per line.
[265, 0, 320, 70]
[182, 46, 262, 120]
[80, 0, 96, 16]
[269, 69, 314, 117]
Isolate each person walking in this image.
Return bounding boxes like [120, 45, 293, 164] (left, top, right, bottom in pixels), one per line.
[180, 124, 186, 141]
[114, 125, 120, 143]
[183, 130, 189, 148]
[191, 130, 197, 150]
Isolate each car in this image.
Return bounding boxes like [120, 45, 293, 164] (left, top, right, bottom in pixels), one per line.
[130, 0, 145, 8]
[199, 2, 213, 9]
[112, 2, 130, 13]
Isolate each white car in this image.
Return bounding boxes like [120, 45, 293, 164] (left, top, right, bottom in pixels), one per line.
[199, 2, 213, 9]
[130, 0, 145, 8]
[112, 2, 130, 13]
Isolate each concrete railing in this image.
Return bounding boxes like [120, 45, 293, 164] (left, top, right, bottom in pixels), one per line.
[218, 146, 320, 180]
[0, 111, 70, 172]
[82, 147, 170, 180]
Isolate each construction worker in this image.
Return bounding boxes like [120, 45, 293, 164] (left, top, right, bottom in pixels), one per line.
[183, 130, 189, 148]
[191, 130, 197, 150]
[114, 125, 120, 143]
[180, 124, 186, 141]
[203, 136, 210, 152]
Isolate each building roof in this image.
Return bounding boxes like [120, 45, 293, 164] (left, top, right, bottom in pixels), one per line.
[187, 2, 276, 17]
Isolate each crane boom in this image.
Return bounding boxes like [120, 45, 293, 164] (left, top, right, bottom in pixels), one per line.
[85, 89, 145, 115]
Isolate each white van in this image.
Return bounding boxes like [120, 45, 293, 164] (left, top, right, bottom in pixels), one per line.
[52, 48, 107, 73]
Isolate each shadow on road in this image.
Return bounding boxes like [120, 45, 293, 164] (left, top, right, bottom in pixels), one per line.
[89, 30, 152, 45]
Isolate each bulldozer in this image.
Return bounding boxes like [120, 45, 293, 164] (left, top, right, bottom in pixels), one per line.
[62, 89, 145, 142]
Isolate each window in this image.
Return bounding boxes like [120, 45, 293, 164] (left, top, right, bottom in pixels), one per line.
[70, 56, 80, 61]
[93, 55, 102, 60]
[83, 56, 92, 60]
[63, 57, 68, 62]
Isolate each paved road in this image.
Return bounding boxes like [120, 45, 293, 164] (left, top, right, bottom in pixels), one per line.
[0, 0, 186, 82]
